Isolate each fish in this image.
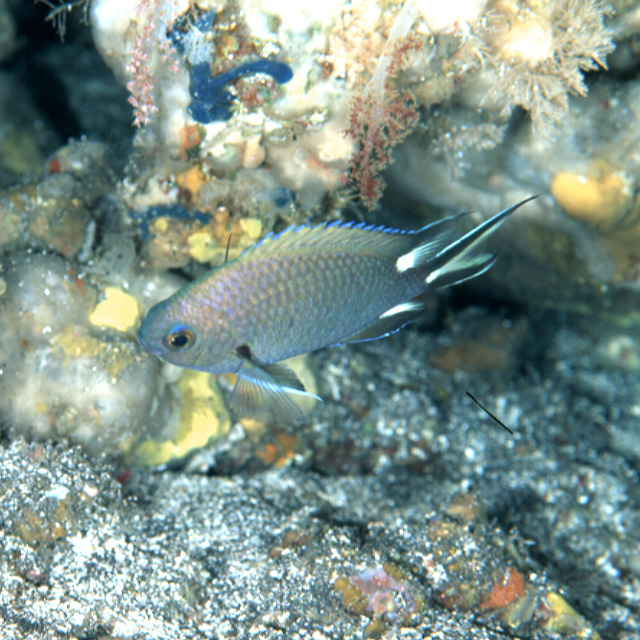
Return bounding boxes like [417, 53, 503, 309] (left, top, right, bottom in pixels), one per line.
[138, 196, 535, 423]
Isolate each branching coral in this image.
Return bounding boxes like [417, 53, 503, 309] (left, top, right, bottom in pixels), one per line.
[341, 0, 613, 207]
[483, 0, 615, 138]
[344, 1, 423, 210]
[125, 0, 183, 127]
[345, 50, 421, 209]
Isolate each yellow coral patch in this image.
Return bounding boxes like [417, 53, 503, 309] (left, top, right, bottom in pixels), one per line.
[153, 217, 168, 233]
[176, 165, 207, 200]
[551, 167, 633, 231]
[238, 217, 263, 242]
[134, 371, 231, 466]
[89, 287, 140, 332]
[188, 231, 216, 263]
[35, 402, 48, 414]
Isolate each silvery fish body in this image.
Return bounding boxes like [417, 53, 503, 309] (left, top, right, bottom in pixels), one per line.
[138, 198, 534, 422]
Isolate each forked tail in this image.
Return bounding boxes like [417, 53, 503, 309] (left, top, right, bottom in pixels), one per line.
[396, 195, 537, 288]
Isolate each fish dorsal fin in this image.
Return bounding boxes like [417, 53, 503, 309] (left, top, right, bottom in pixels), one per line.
[241, 221, 417, 258]
[240, 197, 534, 267]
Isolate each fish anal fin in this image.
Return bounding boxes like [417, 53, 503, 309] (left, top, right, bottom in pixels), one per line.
[228, 359, 321, 424]
[341, 301, 424, 344]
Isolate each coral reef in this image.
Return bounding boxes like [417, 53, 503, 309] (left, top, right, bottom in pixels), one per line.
[3, 2, 640, 638]
[0, 0, 635, 458]
[344, 2, 422, 209]
[187, 59, 293, 123]
[83, 0, 616, 219]
[0, 137, 235, 463]
[0, 245, 232, 461]
[0, 140, 110, 257]
[389, 63, 640, 324]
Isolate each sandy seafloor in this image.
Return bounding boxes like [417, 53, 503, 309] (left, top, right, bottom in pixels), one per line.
[1, 304, 639, 640]
[1, 3, 640, 640]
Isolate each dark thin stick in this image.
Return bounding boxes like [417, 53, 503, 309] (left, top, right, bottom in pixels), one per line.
[224, 234, 233, 263]
[466, 391, 513, 435]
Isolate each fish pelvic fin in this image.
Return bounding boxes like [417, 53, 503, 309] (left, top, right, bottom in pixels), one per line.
[228, 359, 322, 424]
[396, 196, 537, 288]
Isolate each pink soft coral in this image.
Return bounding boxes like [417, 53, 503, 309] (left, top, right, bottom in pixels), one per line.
[345, 4, 422, 210]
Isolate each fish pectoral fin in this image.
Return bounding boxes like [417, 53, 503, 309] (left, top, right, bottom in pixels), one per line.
[228, 360, 321, 424]
[340, 301, 424, 343]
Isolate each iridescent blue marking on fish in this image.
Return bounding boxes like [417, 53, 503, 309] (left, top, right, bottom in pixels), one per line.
[138, 197, 536, 423]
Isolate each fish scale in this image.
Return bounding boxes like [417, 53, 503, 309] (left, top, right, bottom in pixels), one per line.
[138, 197, 536, 423]
[231, 251, 415, 362]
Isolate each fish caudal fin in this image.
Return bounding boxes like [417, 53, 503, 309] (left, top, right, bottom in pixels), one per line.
[396, 196, 537, 288]
[228, 360, 321, 424]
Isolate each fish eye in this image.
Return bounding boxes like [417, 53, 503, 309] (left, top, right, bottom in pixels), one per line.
[163, 327, 196, 351]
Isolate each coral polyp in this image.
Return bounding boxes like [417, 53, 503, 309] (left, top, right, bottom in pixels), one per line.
[483, 0, 614, 136]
